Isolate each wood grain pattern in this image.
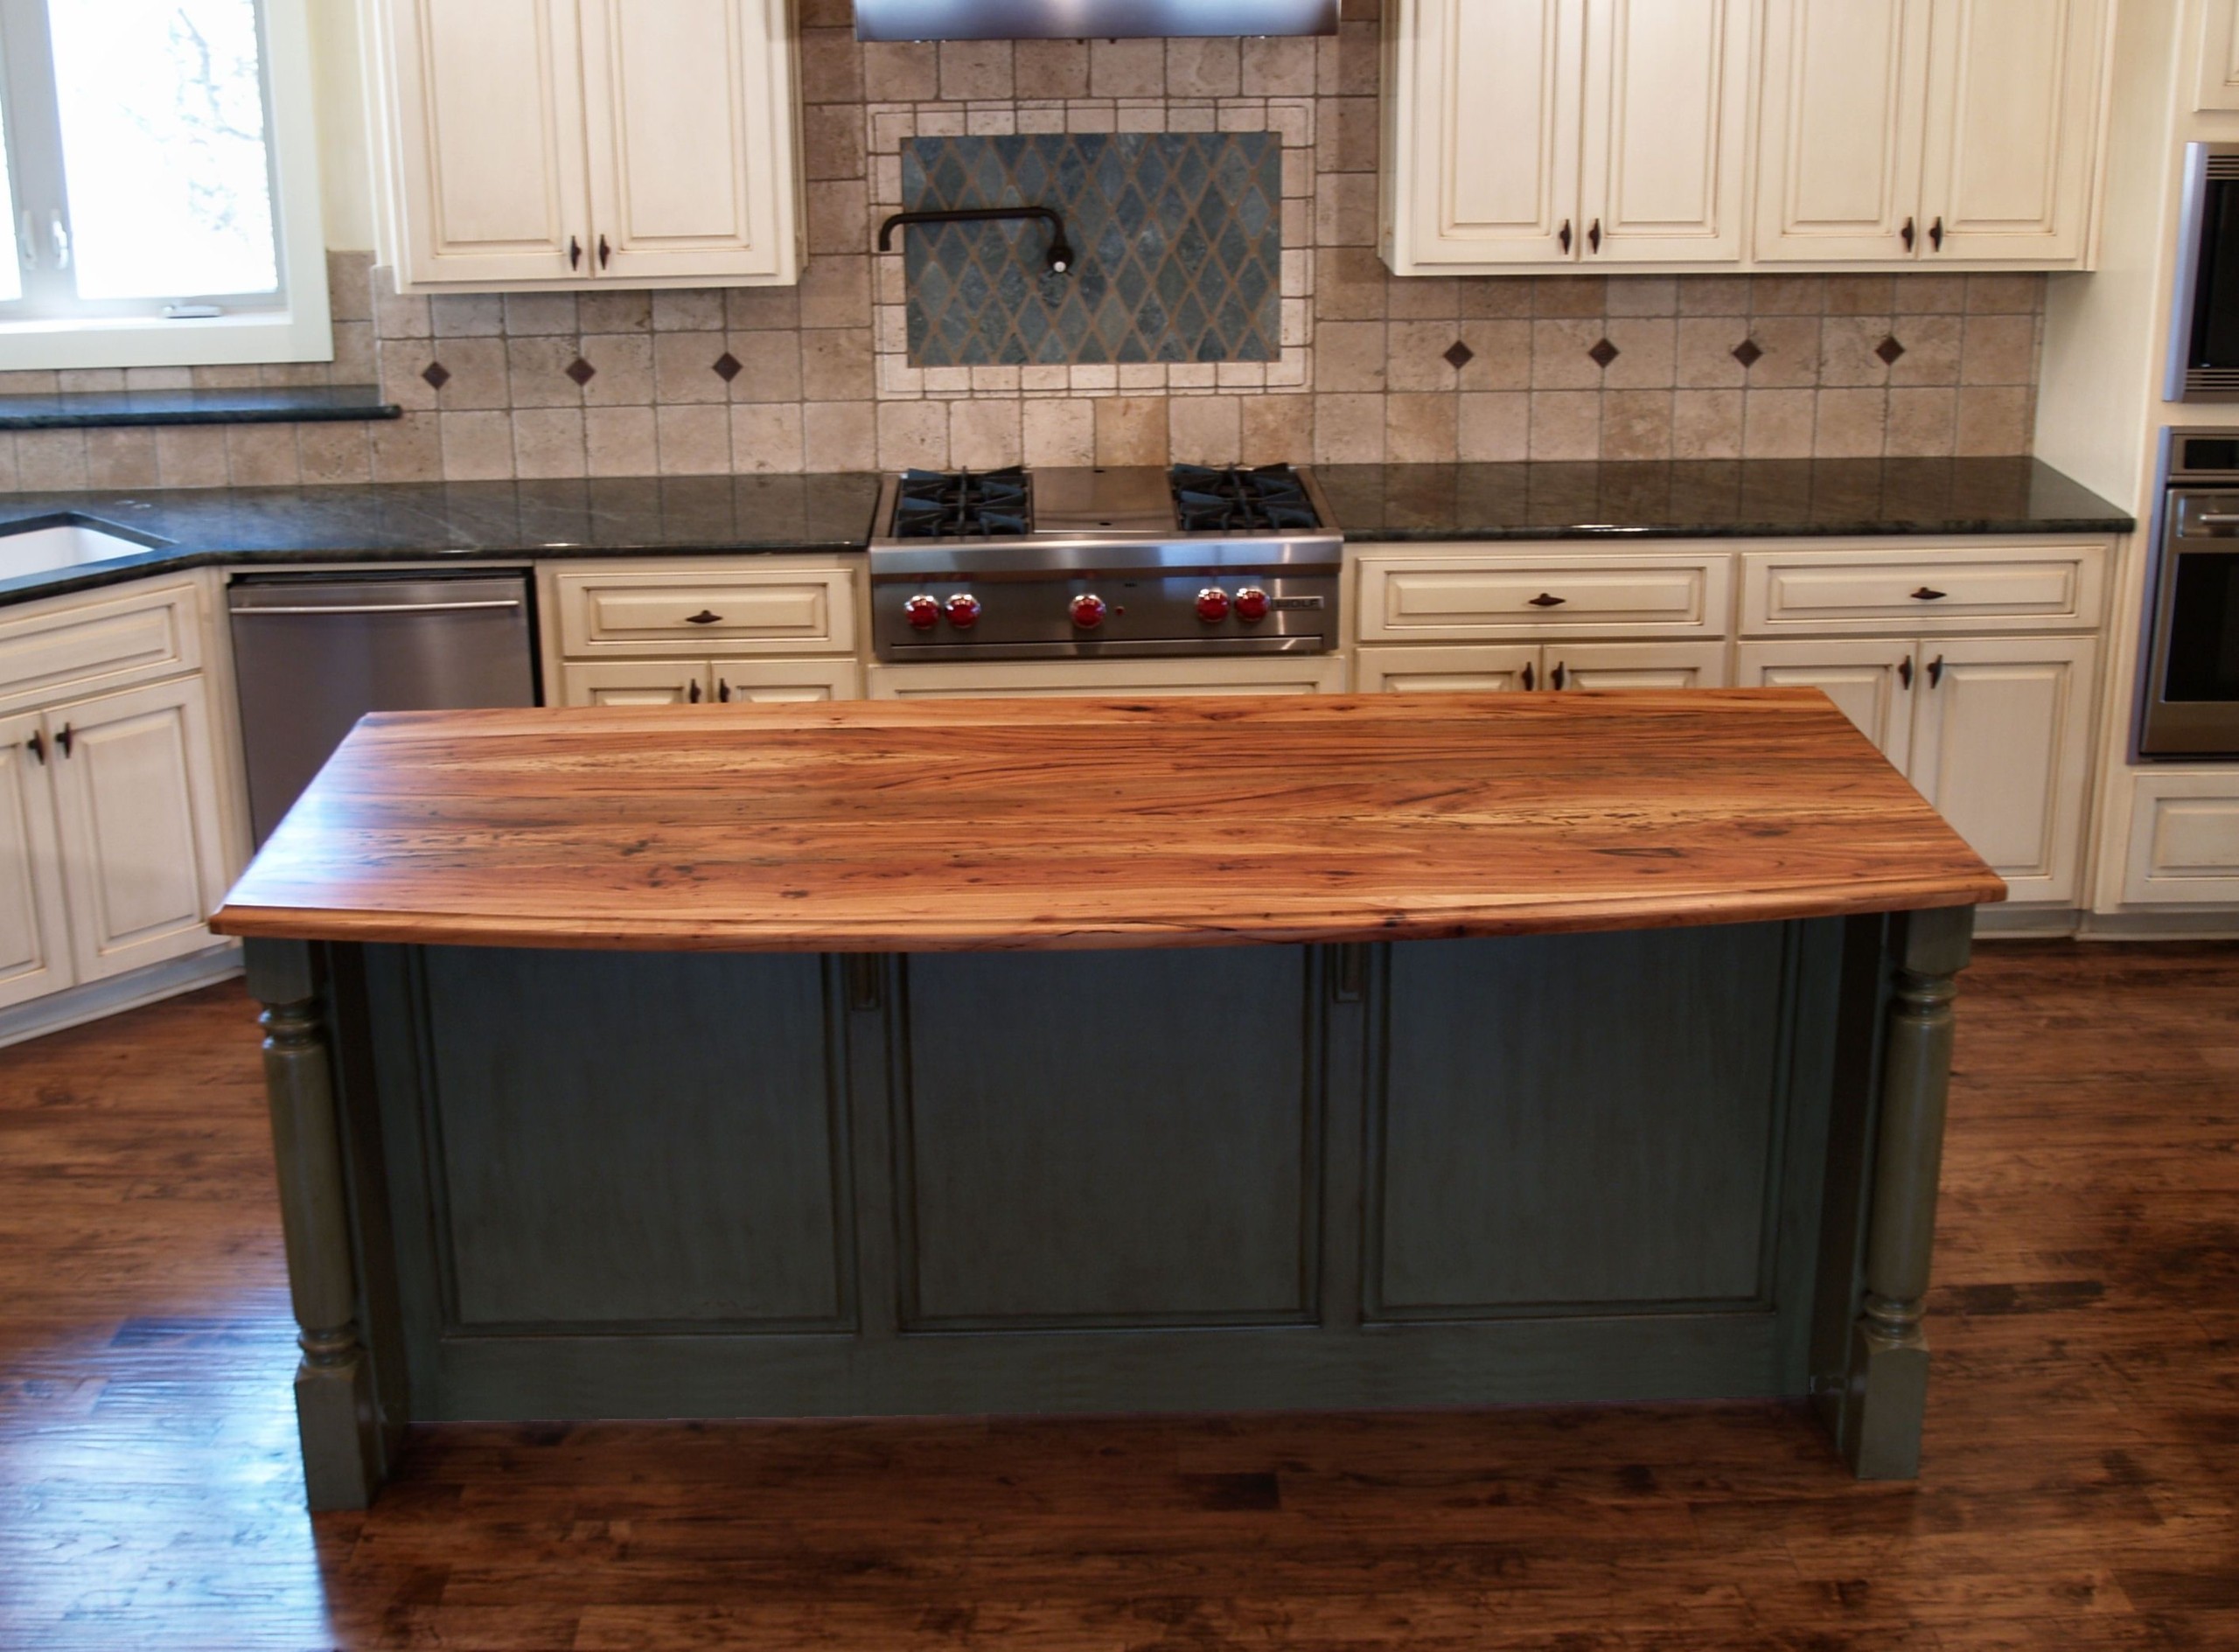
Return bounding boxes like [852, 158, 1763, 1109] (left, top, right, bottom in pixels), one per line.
[2, 944, 2232, 1649]
[209, 691, 2004, 951]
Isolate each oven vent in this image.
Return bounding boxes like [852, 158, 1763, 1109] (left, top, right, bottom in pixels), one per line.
[2208, 153, 2239, 180]
[2185, 367, 2239, 400]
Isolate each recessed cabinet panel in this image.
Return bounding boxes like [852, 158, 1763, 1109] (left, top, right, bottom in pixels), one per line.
[418, 947, 849, 1328]
[1907, 638, 2094, 904]
[1741, 545, 2104, 634]
[1356, 645, 1538, 694]
[1397, 0, 1585, 267]
[2122, 775, 2239, 903]
[2200, 0, 2239, 112]
[385, 0, 587, 284]
[0, 583, 200, 715]
[1358, 555, 1727, 640]
[558, 660, 714, 707]
[900, 948, 1317, 1328]
[1734, 640, 1916, 771]
[1753, 0, 1929, 261]
[1581, 0, 1751, 261]
[581, 0, 789, 281]
[0, 714, 71, 1012]
[1917, 0, 2105, 263]
[1372, 928, 1788, 1316]
[555, 568, 857, 656]
[1553, 641, 1730, 690]
[46, 680, 227, 983]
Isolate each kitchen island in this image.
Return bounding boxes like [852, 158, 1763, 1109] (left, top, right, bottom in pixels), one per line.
[210, 691, 2001, 1509]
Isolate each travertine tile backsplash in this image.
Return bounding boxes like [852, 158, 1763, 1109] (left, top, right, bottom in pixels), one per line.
[0, 0, 2043, 491]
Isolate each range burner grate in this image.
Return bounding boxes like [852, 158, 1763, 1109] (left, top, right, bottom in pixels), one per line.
[892, 465, 1032, 539]
[1170, 463, 1322, 533]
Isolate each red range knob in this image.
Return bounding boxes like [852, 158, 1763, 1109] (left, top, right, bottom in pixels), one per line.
[944, 592, 982, 629]
[1070, 593, 1108, 630]
[1196, 587, 1231, 623]
[1233, 586, 1271, 623]
[903, 594, 942, 631]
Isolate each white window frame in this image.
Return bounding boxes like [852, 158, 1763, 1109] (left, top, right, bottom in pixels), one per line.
[0, 0, 329, 371]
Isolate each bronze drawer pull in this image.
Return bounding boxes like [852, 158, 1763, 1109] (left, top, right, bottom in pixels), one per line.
[1527, 592, 1566, 608]
[1910, 586, 1947, 601]
[1521, 660, 1536, 691]
[54, 724, 72, 757]
[1899, 657, 1913, 689]
[24, 730, 42, 764]
[1928, 654, 1945, 688]
[685, 610, 723, 624]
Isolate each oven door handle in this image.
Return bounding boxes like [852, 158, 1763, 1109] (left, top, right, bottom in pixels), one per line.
[2187, 512, 2239, 526]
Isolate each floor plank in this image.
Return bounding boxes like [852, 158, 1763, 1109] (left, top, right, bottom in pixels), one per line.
[0, 941, 2233, 1652]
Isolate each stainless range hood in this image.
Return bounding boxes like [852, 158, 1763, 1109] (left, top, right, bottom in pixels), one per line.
[854, 0, 1338, 40]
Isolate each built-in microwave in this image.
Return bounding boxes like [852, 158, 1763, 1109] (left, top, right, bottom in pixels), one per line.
[2168, 143, 2239, 401]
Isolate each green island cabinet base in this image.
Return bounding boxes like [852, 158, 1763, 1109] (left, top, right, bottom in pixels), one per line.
[243, 906, 1974, 1511]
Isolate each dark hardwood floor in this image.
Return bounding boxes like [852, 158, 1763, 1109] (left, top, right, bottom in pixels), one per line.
[0, 942, 2233, 1651]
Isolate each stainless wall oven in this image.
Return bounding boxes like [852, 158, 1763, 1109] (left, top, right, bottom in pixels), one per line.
[2141, 430, 2239, 756]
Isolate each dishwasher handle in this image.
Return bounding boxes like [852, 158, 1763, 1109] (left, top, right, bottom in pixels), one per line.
[230, 598, 526, 617]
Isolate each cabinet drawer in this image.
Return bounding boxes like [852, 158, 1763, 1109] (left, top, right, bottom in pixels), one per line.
[1357, 554, 1730, 639]
[554, 566, 856, 657]
[2120, 775, 2239, 905]
[0, 581, 201, 714]
[1740, 544, 2107, 634]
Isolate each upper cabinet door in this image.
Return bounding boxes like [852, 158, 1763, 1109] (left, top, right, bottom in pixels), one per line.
[1916, 0, 2107, 264]
[2201, 0, 2239, 111]
[1387, 0, 1587, 269]
[1754, 0, 1931, 261]
[1580, 0, 1754, 263]
[381, 0, 589, 286]
[578, 0, 800, 283]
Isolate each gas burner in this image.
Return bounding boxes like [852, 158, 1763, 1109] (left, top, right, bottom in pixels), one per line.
[1170, 464, 1322, 533]
[892, 466, 1033, 539]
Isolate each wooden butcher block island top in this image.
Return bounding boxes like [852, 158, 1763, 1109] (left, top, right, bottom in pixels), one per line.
[208, 690, 2004, 952]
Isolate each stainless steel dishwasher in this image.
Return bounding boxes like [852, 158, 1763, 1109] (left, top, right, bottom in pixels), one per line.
[229, 572, 538, 844]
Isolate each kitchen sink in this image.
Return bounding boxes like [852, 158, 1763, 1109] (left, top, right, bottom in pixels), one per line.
[0, 519, 166, 581]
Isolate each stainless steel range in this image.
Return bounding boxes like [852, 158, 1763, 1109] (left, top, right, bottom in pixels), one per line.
[868, 464, 1342, 661]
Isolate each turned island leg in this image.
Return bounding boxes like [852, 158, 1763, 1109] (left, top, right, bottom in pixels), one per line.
[246, 938, 384, 1510]
[1838, 904, 1974, 1480]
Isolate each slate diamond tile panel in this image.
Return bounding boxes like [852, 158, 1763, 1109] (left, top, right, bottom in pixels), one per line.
[901, 133, 1282, 368]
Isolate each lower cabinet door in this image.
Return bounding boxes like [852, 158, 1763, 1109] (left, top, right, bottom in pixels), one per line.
[1906, 637, 2096, 905]
[1550, 642, 1730, 690]
[1355, 645, 1540, 693]
[1733, 638, 1917, 770]
[0, 710, 73, 1009]
[558, 660, 714, 707]
[46, 678, 229, 983]
[713, 659, 862, 703]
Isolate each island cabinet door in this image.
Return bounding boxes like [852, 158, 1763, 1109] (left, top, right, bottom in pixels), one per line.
[1733, 639, 1917, 770]
[44, 680, 228, 984]
[0, 711, 73, 1011]
[1903, 637, 2096, 904]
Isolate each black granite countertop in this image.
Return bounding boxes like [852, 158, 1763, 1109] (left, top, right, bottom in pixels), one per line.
[0, 458, 2131, 612]
[0, 385, 401, 429]
[1318, 457, 2132, 541]
[0, 473, 886, 606]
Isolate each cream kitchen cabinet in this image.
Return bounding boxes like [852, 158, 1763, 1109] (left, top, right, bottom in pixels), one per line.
[372, 0, 801, 291]
[1357, 642, 1729, 694]
[1736, 635, 2096, 903]
[2117, 773, 2239, 904]
[1753, 0, 2110, 267]
[558, 658, 861, 706]
[2201, 0, 2239, 111]
[0, 673, 232, 1009]
[1382, 0, 1754, 272]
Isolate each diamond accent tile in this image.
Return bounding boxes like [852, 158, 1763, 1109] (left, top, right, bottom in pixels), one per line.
[900, 132, 1281, 368]
[1443, 340, 1475, 371]
[1731, 338, 1764, 369]
[712, 352, 743, 382]
[1587, 337, 1619, 369]
[420, 361, 450, 390]
[1874, 334, 1907, 366]
[564, 357, 596, 387]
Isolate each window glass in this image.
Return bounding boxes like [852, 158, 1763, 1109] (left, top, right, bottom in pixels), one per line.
[0, 91, 20, 304]
[43, 0, 276, 300]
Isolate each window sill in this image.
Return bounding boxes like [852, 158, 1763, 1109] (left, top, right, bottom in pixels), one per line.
[0, 303, 335, 373]
[0, 385, 398, 430]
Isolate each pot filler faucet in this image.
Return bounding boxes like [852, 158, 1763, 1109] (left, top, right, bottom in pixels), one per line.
[876, 206, 1075, 275]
